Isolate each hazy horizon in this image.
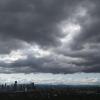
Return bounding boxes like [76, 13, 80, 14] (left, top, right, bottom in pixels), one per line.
[0, 73, 99, 85]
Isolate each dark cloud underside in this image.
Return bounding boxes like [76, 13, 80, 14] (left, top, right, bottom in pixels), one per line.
[0, 0, 100, 74]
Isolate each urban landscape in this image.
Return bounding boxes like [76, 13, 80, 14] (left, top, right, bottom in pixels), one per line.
[0, 81, 100, 100]
[0, 81, 35, 92]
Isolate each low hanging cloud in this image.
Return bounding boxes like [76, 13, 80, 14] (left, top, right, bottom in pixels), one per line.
[0, 0, 100, 74]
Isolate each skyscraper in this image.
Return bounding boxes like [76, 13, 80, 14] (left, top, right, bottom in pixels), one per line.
[14, 81, 17, 91]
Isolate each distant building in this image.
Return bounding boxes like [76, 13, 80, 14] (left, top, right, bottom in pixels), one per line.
[14, 81, 17, 91]
[5, 83, 7, 88]
[31, 82, 35, 89]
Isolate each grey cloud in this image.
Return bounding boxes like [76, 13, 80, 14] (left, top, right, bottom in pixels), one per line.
[0, 0, 80, 47]
[0, 54, 81, 73]
[53, 0, 100, 73]
[0, 0, 100, 74]
[69, 0, 100, 50]
[0, 38, 26, 54]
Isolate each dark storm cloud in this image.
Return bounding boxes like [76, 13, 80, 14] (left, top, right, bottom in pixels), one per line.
[0, 0, 100, 74]
[68, 0, 100, 50]
[0, 54, 81, 73]
[56, 0, 100, 73]
[0, 0, 80, 47]
[0, 38, 27, 54]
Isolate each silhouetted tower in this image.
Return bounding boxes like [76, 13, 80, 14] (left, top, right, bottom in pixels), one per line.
[1, 84, 4, 89]
[30, 82, 35, 90]
[14, 81, 17, 91]
[5, 83, 7, 88]
[32, 82, 35, 89]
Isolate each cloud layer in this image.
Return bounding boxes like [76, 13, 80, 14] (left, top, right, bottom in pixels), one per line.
[0, 0, 100, 74]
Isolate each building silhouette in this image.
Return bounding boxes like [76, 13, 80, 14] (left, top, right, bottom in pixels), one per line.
[0, 81, 35, 92]
[14, 81, 17, 91]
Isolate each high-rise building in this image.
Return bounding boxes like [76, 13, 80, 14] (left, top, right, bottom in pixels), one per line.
[14, 81, 17, 91]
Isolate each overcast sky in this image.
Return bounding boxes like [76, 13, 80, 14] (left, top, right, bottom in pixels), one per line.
[0, 0, 100, 84]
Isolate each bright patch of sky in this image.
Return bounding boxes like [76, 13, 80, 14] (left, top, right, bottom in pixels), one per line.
[59, 6, 88, 47]
[0, 43, 51, 64]
[0, 50, 27, 63]
[60, 22, 81, 44]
